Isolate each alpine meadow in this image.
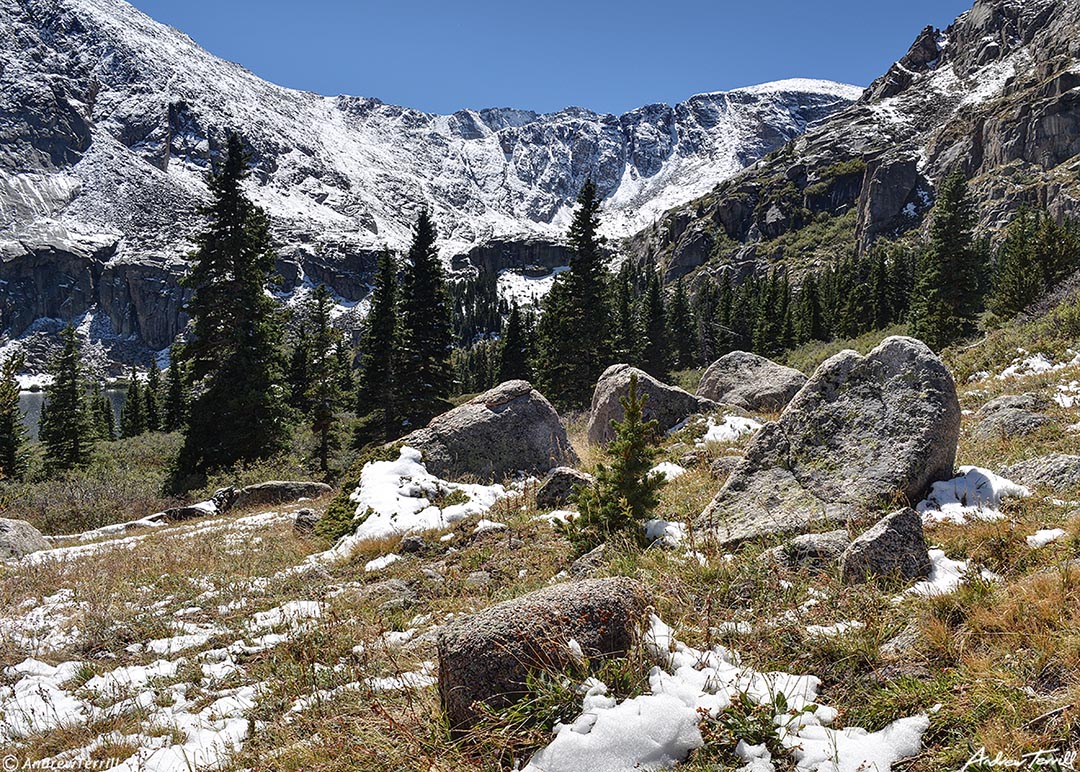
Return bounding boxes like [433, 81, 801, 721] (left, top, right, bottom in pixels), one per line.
[4, 1, 1080, 771]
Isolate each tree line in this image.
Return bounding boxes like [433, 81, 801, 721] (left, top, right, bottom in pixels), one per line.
[0, 143, 1077, 488]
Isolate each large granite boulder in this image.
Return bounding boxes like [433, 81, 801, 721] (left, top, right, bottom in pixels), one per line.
[402, 380, 578, 481]
[1000, 454, 1080, 493]
[840, 508, 932, 585]
[697, 337, 960, 545]
[696, 351, 807, 412]
[587, 365, 716, 445]
[234, 481, 332, 509]
[437, 577, 648, 732]
[0, 518, 49, 560]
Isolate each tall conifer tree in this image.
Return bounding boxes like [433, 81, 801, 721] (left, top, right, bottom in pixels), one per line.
[120, 368, 146, 438]
[396, 211, 454, 429]
[536, 180, 612, 409]
[667, 279, 695, 370]
[175, 132, 289, 485]
[0, 354, 27, 480]
[163, 352, 188, 433]
[357, 249, 400, 442]
[40, 326, 93, 473]
[144, 365, 161, 432]
[498, 301, 531, 382]
[641, 269, 668, 377]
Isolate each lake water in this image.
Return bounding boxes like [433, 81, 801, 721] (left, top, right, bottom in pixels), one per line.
[19, 389, 126, 440]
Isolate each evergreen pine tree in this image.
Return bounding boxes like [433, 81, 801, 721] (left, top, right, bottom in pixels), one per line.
[795, 274, 827, 344]
[357, 249, 400, 443]
[396, 211, 454, 430]
[334, 340, 356, 401]
[1034, 212, 1080, 288]
[287, 322, 312, 414]
[869, 248, 892, 330]
[536, 179, 612, 409]
[560, 373, 666, 554]
[93, 387, 117, 442]
[120, 368, 147, 438]
[666, 279, 696, 370]
[990, 209, 1042, 318]
[40, 325, 93, 473]
[0, 353, 28, 481]
[175, 131, 290, 485]
[163, 352, 188, 433]
[307, 285, 342, 473]
[910, 170, 982, 349]
[498, 301, 531, 382]
[641, 269, 669, 377]
[610, 265, 642, 366]
[144, 365, 161, 432]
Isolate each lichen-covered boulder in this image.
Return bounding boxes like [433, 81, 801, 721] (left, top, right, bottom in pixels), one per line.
[762, 530, 851, 571]
[437, 577, 648, 732]
[535, 467, 594, 509]
[1000, 454, 1080, 493]
[840, 508, 932, 585]
[587, 365, 716, 445]
[0, 518, 49, 560]
[401, 380, 578, 481]
[696, 351, 807, 412]
[697, 337, 960, 545]
[234, 481, 332, 509]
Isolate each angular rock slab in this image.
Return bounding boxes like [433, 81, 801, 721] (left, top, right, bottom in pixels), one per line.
[437, 577, 648, 732]
[762, 529, 851, 571]
[234, 481, 333, 509]
[840, 508, 932, 585]
[0, 518, 49, 560]
[697, 337, 960, 545]
[587, 364, 716, 445]
[535, 466, 594, 509]
[696, 351, 808, 412]
[1000, 454, 1080, 493]
[402, 380, 578, 481]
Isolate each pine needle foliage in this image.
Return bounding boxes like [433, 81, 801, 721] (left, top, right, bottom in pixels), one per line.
[559, 373, 666, 554]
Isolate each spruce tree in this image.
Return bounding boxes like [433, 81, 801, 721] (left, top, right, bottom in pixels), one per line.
[611, 265, 642, 366]
[910, 170, 982, 349]
[120, 368, 146, 438]
[536, 179, 612, 409]
[396, 211, 454, 430]
[869, 249, 892, 330]
[667, 279, 696, 370]
[334, 340, 356, 401]
[357, 248, 399, 443]
[93, 387, 117, 442]
[307, 284, 342, 473]
[560, 373, 666, 554]
[175, 131, 290, 485]
[991, 209, 1042, 318]
[641, 269, 669, 377]
[795, 274, 827, 343]
[0, 353, 28, 481]
[144, 365, 161, 432]
[163, 353, 188, 433]
[40, 325, 93, 473]
[287, 321, 312, 414]
[498, 301, 531, 382]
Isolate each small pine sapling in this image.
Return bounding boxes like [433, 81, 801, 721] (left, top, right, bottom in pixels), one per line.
[560, 373, 666, 553]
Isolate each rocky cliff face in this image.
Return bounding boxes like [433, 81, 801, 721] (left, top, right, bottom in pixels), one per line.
[633, 0, 1080, 283]
[0, 0, 858, 366]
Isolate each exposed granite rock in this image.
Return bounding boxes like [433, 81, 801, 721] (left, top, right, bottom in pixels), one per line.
[587, 365, 717, 445]
[696, 351, 807, 412]
[840, 508, 932, 585]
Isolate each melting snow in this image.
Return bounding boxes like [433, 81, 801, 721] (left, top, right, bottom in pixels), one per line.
[1027, 529, 1066, 548]
[697, 415, 763, 445]
[917, 466, 1030, 524]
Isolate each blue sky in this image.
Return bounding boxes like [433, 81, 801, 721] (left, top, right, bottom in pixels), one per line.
[129, 0, 974, 115]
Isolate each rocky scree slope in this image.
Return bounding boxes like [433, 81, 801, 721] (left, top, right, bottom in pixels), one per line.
[0, 0, 857, 359]
[632, 0, 1080, 282]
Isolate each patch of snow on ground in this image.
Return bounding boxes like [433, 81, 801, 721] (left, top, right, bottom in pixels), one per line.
[907, 550, 998, 597]
[650, 462, 686, 480]
[917, 466, 1030, 524]
[805, 621, 865, 639]
[697, 415, 763, 445]
[1027, 529, 1066, 548]
[365, 553, 401, 572]
[1055, 381, 1080, 408]
[497, 266, 569, 308]
[997, 349, 1080, 380]
[314, 446, 510, 562]
[645, 519, 687, 547]
[522, 615, 927, 772]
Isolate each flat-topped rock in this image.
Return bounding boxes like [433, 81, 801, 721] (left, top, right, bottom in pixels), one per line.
[697, 351, 807, 412]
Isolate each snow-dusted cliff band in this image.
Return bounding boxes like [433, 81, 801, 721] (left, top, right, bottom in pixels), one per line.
[0, 0, 859, 357]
